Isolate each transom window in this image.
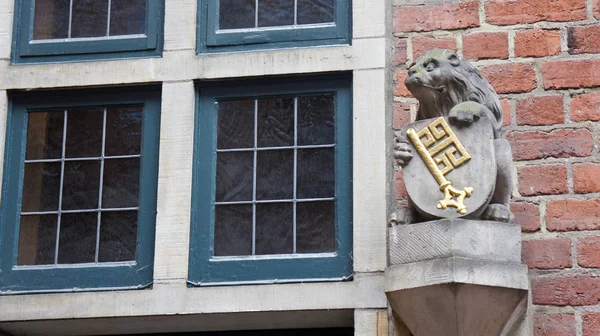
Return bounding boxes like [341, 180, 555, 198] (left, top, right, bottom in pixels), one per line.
[189, 76, 352, 285]
[12, 0, 164, 63]
[0, 87, 160, 294]
[198, 0, 350, 53]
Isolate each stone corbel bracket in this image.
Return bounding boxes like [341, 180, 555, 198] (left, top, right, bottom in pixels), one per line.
[385, 219, 531, 336]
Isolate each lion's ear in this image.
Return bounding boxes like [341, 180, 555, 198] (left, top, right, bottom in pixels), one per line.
[448, 53, 460, 66]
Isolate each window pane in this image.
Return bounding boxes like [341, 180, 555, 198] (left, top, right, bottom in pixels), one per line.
[98, 211, 137, 262]
[216, 152, 254, 202]
[105, 107, 142, 156]
[61, 161, 101, 210]
[297, 148, 334, 199]
[65, 108, 103, 158]
[257, 98, 294, 147]
[110, 0, 146, 36]
[256, 150, 293, 200]
[214, 205, 253, 256]
[297, 0, 335, 24]
[298, 95, 335, 145]
[22, 162, 61, 212]
[33, 0, 70, 40]
[17, 215, 57, 265]
[102, 158, 140, 208]
[57, 212, 97, 264]
[297, 201, 335, 253]
[255, 203, 293, 255]
[71, 0, 109, 38]
[258, 0, 294, 27]
[218, 100, 255, 150]
[219, 0, 255, 29]
[26, 111, 64, 160]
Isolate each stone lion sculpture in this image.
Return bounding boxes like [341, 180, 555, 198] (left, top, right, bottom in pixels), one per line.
[394, 49, 514, 224]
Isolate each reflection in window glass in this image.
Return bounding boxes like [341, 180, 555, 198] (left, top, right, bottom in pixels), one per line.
[17, 107, 143, 265]
[214, 94, 336, 256]
[32, 0, 146, 40]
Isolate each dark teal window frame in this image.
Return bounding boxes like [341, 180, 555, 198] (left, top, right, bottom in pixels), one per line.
[11, 0, 164, 64]
[197, 0, 351, 54]
[0, 86, 161, 294]
[189, 74, 353, 285]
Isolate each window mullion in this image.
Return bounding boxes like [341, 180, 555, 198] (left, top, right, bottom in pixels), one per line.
[54, 109, 69, 264]
[106, 0, 112, 36]
[292, 97, 298, 254]
[252, 99, 258, 256]
[94, 108, 108, 263]
[67, 0, 74, 39]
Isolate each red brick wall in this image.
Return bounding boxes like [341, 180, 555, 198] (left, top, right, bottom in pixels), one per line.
[393, 0, 600, 334]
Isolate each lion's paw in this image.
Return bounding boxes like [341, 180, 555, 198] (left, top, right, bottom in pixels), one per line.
[481, 203, 514, 223]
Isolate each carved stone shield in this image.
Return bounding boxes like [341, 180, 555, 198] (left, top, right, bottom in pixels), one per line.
[401, 117, 496, 219]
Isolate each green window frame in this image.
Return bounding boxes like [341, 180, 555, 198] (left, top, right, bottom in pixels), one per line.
[189, 74, 352, 285]
[0, 86, 161, 294]
[197, 0, 351, 54]
[11, 0, 164, 64]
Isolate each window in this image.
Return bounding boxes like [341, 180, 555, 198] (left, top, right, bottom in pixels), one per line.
[11, 0, 164, 64]
[0, 86, 160, 293]
[189, 75, 352, 285]
[197, 0, 351, 53]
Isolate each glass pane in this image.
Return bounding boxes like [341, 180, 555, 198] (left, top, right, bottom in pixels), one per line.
[105, 107, 142, 156]
[297, 0, 335, 24]
[216, 152, 254, 202]
[256, 150, 293, 200]
[298, 95, 335, 145]
[110, 0, 146, 35]
[257, 98, 294, 147]
[22, 162, 61, 212]
[26, 111, 64, 160]
[219, 0, 255, 29]
[214, 205, 252, 256]
[258, 0, 294, 27]
[218, 100, 255, 150]
[17, 215, 57, 265]
[62, 161, 101, 210]
[297, 148, 334, 198]
[65, 108, 103, 158]
[71, 0, 109, 38]
[57, 212, 97, 264]
[99, 211, 137, 262]
[103, 158, 140, 208]
[33, 0, 70, 39]
[255, 203, 293, 255]
[297, 201, 335, 253]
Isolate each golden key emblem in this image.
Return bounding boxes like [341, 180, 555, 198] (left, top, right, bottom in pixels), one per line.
[406, 117, 474, 214]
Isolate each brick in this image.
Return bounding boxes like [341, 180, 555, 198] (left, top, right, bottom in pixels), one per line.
[395, 38, 407, 67]
[511, 202, 540, 232]
[547, 199, 600, 231]
[534, 314, 576, 336]
[522, 239, 572, 269]
[542, 59, 600, 89]
[518, 165, 568, 196]
[532, 274, 600, 305]
[500, 98, 511, 126]
[462, 32, 508, 60]
[516, 95, 564, 126]
[578, 237, 600, 267]
[394, 70, 411, 97]
[412, 36, 456, 59]
[394, 1, 479, 33]
[485, 0, 586, 25]
[583, 313, 600, 336]
[595, 0, 600, 19]
[515, 29, 561, 58]
[393, 102, 411, 129]
[568, 25, 600, 54]
[571, 93, 600, 122]
[481, 63, 537, 94]
[395, 170, 407, 200]
[506, 129, 593, 161]
[574, 163, 600, 194]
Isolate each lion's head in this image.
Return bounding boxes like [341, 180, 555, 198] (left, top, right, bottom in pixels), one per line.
[404, 49, 503, 130]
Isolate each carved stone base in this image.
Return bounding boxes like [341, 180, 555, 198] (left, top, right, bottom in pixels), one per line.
[385, 220, 531, 336]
